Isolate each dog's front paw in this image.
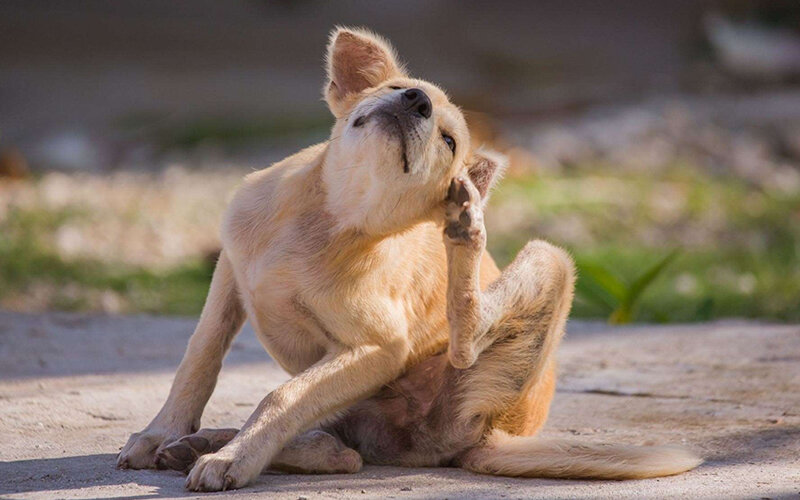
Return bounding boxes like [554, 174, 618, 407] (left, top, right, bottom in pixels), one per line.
[185, 448, 260, 492]
[117, 425, 190, 470]
[444, 177, 485, 248]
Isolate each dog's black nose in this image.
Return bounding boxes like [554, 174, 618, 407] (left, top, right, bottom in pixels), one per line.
[402, 88, 432, 119]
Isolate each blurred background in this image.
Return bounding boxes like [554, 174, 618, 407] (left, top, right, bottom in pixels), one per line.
[1, 0, 799, 323]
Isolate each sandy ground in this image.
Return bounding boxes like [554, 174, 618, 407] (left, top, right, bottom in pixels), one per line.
[0, 311, 798, 499]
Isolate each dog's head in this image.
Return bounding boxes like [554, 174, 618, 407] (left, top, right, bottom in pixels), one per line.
[321, 27, 506, 235]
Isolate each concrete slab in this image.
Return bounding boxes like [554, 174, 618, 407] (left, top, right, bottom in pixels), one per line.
[0, 311, 798, 499]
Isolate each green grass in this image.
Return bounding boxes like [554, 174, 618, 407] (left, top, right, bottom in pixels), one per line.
[0, 207, 213, 315]
[488, 165, 800, 323]
[576, 250, 680, 324]
[1, 161, 798, 322]
[566, 246, 797, 322]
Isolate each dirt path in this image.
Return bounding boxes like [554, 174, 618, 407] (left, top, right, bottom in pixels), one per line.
[0, 311, 798, 499]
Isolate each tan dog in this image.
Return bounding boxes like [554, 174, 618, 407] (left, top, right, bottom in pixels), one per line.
[117, 27, 701, 491]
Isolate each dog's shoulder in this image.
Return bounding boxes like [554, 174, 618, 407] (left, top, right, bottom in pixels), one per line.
[221, 142, 327, 254]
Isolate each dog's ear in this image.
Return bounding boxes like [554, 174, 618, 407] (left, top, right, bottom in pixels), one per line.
[466, 148, 508, 202]
[324, 27, 406, 116]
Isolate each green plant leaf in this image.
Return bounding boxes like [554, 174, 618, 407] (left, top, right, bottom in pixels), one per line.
[575, 261, 623, 312]
[611, 250, 680, 324]
[695, 297, 715, 321]
[579, 261, 627, 301]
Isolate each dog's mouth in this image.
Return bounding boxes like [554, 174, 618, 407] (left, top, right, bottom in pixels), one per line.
[355, 112, 410, 174]
[395, 118, 409, 174]
[381, 113, 410, 174]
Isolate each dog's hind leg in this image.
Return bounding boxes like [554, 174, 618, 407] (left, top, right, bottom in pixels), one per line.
[443, 177, 575, 435]
[270, 429, 363, 474]
[320, 195, 574, 467]
[299, 190, 574, 469]
[158, 428, 362, 475]
[443, 181, 700, 478]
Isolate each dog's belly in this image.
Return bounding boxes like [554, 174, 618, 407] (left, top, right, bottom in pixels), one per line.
[326, 353, 486, 467]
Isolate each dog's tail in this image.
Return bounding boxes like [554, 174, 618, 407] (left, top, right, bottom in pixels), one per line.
[459, 430, 702, 480]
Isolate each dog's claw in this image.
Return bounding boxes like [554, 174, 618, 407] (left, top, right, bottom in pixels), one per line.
[457, 181, 470, 205]
[448, 178, 459, 201]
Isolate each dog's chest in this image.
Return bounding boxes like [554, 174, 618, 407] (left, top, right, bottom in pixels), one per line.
[234, 250, 329, 374]
[234, 233, 405, 375]
[228, 202, 450, 374]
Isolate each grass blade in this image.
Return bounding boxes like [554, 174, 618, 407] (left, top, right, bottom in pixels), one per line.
[611, 250, 680, 324]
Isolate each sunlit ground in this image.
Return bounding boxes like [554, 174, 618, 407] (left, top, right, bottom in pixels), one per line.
[2, 156, 798, 322]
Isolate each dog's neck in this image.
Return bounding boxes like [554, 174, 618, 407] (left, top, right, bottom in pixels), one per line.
[319, 143, 436, 239]
[300, 162, 428, 279]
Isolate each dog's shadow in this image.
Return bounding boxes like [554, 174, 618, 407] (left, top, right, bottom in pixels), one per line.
[4, 425, 800, 500]
[0, 454, 191, 499]
[0, 452, 575, 498]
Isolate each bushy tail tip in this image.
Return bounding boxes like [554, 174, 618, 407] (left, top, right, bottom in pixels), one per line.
[460, 430, 702, 480]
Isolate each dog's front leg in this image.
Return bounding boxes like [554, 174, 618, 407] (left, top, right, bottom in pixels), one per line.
[117, 251, 246, 469]
[185, 338, 408, 491]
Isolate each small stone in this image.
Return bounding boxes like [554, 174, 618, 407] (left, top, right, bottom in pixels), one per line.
[400, 487, 412, 491]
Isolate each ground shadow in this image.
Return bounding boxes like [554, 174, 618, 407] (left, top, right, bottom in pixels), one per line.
[0, 453, 188, 499]
[0, 453, 576, 499]
[0, 313, 611, 380]
[5, 453, 799, 499]
[0, 311, 272, 380]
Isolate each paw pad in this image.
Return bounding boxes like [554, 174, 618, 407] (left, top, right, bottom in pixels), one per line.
[444, 177, 484, 244]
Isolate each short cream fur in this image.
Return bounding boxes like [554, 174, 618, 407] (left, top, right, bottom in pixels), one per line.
[117, 27, 701, 491]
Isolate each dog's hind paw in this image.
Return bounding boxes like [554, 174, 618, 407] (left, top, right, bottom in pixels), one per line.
[156, 436, 207, 473]
[444, 176, 485, 248]
[156, 428, 238, 473]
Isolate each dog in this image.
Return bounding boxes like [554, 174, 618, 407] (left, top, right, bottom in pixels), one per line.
[117, 27, 701, 491]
